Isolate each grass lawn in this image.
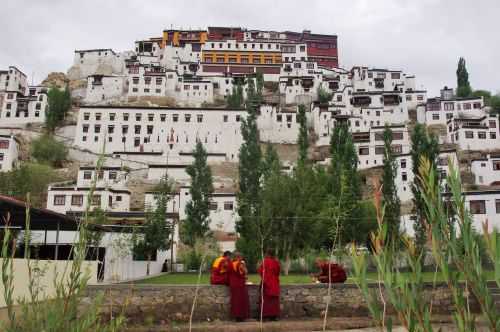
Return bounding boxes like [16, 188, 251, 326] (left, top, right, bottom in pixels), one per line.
[133, 271, 496, 285]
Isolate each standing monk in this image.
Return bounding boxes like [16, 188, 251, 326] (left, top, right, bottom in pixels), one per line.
[210, 251, 231, 285]
[229, 251, 250, 321]
[257, 248, 281, 320]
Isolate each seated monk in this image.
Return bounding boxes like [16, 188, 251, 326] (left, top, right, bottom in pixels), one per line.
[313, 258, 347, 283]
[210, 251, 232, 285]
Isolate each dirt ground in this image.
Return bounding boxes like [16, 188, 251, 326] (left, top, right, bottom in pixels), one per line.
[124, 314, 493, 332]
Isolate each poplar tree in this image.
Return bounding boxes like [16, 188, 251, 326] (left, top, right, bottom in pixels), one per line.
[134, 175, 172, 275]
[410, 124, 439, 256]
[323, 122, 362, 245]
[297, 104, 309, 167]
[183, 141, 214, 246]
[456, 57, 472, 97]
[46, 86, 71, 131]
[236, 96, 262, 270]
[381, 125, 401, 247]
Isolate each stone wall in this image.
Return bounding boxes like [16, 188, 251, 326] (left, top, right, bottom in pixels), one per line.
[83, 282, 480, 324]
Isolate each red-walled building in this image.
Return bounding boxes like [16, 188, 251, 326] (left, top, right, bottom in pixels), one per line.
[285, 30, 338, 68]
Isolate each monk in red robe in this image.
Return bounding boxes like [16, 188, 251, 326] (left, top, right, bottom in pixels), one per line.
[229, 252, 250, 321]
[210, 251, 231, 285]
[257, 248, 281, 320]
[314, 259, 347, 283]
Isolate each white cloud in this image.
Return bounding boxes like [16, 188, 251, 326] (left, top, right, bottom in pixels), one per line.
[0, 0, 498, 95]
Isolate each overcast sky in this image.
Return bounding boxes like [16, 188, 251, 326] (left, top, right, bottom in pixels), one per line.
[1, 0, 498, 96]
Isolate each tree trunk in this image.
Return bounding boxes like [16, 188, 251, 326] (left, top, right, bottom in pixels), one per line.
[284, 251, 291, 276]
[147, 253, 151, 276]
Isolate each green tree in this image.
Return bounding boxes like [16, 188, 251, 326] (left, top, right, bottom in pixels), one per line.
[381, 125, 401, 247]
[227, 80, 245, 108]
[473, 90, 500, 114]
[456, 57, 472, 97]
[317, 86, 333, 104]
[323, 122, 362, 245]
[0, 163, 60, 207]
[297, 104, 309, 166]
[410, 123, 439, 256]
[236, 102, 262, 270]
[46, 86, 71, 131]
[183, 141, 214, 246]
[31, 134, 68, 167]
[134, 175, 172, 275]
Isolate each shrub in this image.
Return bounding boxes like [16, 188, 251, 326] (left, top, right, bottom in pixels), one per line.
[31, 134, 68, 167]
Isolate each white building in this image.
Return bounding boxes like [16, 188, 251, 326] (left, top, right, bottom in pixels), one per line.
[447, 115, 500, 151]
[0, 135, 18, 172]
[74, 106, 247, 163]
[395, 149, 459, 202]
[353, 125, 410, 170]
[0, 66, 27, 94]
[47, 166, 131, 214]
[257, 104, 300, 144]
[0, 84, 48, 127]
[444, 190, 500, 233]
[422, 87, 485, 126]
[68, 49, 126, 81]
[84, 75, 127, 104]
[471, 154, 500, 186]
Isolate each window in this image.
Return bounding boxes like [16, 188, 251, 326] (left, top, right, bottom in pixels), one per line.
[95, 113, 102, 121]
[277, 114, 282, 122]
[209, 202, 218, 210]
[156, 77, 162, 85]
[144, 77, 151, 85]
[223, 115, 228, 122]
[83, 113, 90, 120]
[0, 153, 3, 161]
[184, 114, 191, 122]
[463, 103, 471, 110]
[132, 77, 139, 84]
[359, 146, 369, 155]
[391, 145, 403, 154]
[147, 125, 153, 134]
[91, 195, 101, 206]
[432, 113, 440, 120]
[53, 195, 66, 206]
[236, 115, 241, 122]
[286, 114, 292, 122]
[469, 200, 486, 214]
[94, 125, 101, 133]
[83, 125, 89, 133]
[135, 114, 141, 121]
[402, 172, 407, 181]
[465, 131, 474, 139]
[491, 132, 497, 139]
[134, 125, 141, 134]
[406, 95, 412, 101]
[173, 114, 179, 122]
[492, 160, 500, 170]
[224, 201, 234, 210]
[473, 103, 481, 109]
[446, 113, 453, 120]
[400, 159, 407, 169]
[417, 95, 424, 101]
[197, 114, 203, 123]
[107, 125, 114, 134]
[489, 120, 497, 128]
[443, 102, 454, 111]
[109, 113, 116, 121]
[71, 195, 83, 206]
[123, 113, 129, 121]
[375, 146, 384, 155]
[122, 125, 128, 134]
[109, 171, 117, 180]
[496, 199, 500, 214]
[134, 137, 140, 147]
[478, 131, 486, 139]
[160, 114, 166, 122]
[116, 195, 122, 202]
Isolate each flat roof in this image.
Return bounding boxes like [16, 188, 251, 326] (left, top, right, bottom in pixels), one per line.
[80, 105, 246, 111]
[0, 195, 80, 231]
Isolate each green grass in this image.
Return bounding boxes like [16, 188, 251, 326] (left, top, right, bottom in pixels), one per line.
[133, 270, 497, 285]
[133, 270, 496, 285]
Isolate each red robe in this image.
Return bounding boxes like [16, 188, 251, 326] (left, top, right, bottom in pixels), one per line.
[318, 262, 347, 283]
[228, 258, 250, 320]
[257, 256, 281, 317]
[210, 256, 230, 285]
